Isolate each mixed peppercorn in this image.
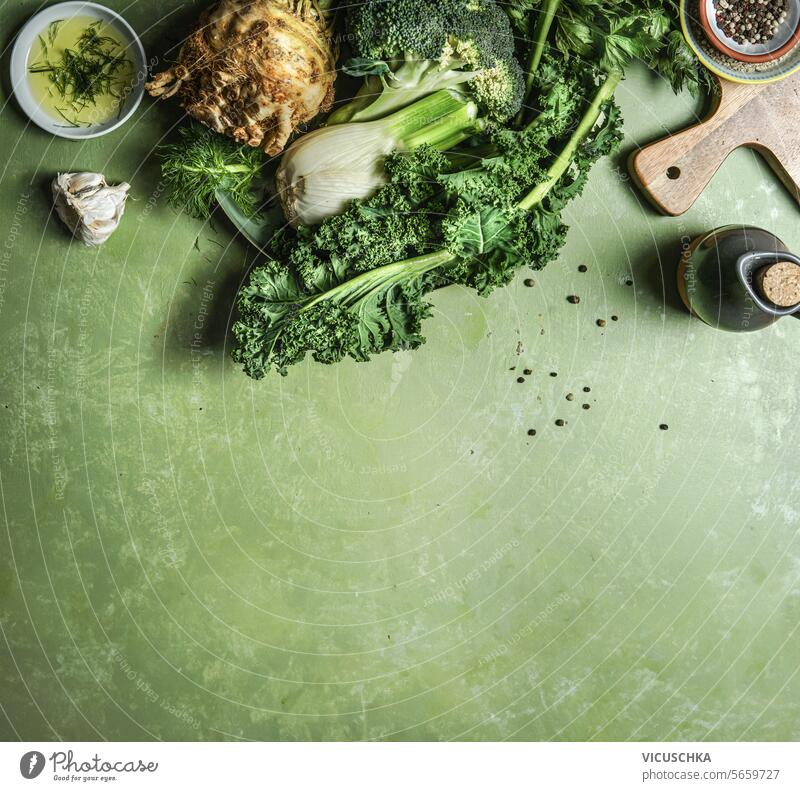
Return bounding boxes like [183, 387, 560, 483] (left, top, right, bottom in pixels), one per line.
[713, 0, 789, 46]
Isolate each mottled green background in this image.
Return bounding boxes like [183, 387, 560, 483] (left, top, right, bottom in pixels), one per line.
[1, 1, 799, 742]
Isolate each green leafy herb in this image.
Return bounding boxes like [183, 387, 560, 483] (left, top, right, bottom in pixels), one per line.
[158, 123, 264, 220]
[508, 0, 711, 99]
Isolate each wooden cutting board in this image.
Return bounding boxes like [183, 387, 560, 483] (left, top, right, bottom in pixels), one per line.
[629, 72, 800, 215]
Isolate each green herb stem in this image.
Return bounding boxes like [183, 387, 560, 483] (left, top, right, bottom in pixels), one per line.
[519, 68, 621, 210]
[517, 0, 562, 125]
[526, 0, 562, 94]
[177, 163, 255, 176]
[301, 249, 454, 314]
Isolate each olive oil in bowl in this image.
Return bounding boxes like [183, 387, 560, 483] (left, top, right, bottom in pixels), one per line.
[27, 15, 136, 128]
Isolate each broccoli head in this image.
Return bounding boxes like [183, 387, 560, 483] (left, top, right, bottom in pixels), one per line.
[350, 0, 517, 66]
[342, 0, 525, 122]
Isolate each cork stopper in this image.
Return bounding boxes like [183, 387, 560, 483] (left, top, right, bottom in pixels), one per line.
[756, 261, 800, 308]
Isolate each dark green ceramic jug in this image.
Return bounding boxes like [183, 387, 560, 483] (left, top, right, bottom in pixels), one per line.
[678, 226, 800, 332]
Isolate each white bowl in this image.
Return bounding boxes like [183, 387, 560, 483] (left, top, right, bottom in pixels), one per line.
[10, 2, 146, 140]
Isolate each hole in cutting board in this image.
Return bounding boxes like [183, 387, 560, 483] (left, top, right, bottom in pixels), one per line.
[666, 166, 681, 180]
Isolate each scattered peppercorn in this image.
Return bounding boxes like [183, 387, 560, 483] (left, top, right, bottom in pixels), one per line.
[528, 429, 537, 436]
[524, 278, 535, 287]
[625, 279, 633, 286]
[550, 372, 558, 377]
[596, 319, 606, 327]
[567, 295, 580, 304]
[566, 393, 574, 401]
[714, 0, 788, 46]
[517, 377, 525, 384]
[555, 419, 566, 427]
[523, 369, 532, 376]
[582, 404, 591, 410]
[659, 423, 669, 431]
[611, 315, 619, 321]
[578, 265, 588, 273]
[583, 386, 591, 393]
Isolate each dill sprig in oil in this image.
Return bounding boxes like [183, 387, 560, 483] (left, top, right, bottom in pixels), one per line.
[28, 19, 133, 127]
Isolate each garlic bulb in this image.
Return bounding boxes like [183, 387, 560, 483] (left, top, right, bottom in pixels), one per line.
[52, 173, 130, 247]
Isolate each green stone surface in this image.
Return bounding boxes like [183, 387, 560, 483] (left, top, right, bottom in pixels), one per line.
[1, 1, 799, 742]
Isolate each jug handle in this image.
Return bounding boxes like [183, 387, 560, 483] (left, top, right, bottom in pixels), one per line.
[736, 251, 800, 319]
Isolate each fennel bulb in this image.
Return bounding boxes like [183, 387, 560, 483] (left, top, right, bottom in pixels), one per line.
[277, 90, 479, 227]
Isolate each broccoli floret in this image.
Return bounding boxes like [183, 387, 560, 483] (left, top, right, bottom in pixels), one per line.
[468, 61, 525, 123]
[329, 0, 525, 124]
[351, 0, 516, 67]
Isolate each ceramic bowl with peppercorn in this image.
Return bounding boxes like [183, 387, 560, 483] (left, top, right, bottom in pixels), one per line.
[701, 0, 800, 61]
[681, 0, 800, 82]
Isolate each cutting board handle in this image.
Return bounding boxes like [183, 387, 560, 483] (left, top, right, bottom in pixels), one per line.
[630, 84, 738, 216]
[629, 77, 800, 216]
